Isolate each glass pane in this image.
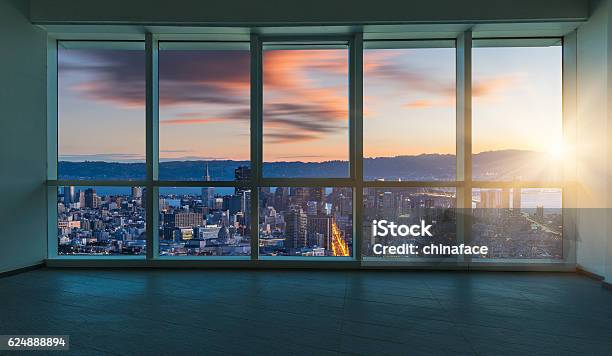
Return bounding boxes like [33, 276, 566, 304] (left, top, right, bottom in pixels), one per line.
[57, 186, 146, 255]
[472, 188, 563, 259]
[364, 46, 456, 181]
[472, 44, 563, 181]
[259, 187, 352, 256]
[159, 187, 251, 256]
[362, 187, 457, 258]
[58, 42, 146, 180]
[262, 46, 349, 177]
[159, 45, 250, 180]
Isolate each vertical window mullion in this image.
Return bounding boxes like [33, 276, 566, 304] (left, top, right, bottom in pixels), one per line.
[351, 33, 364, 261]
[48, 38, 58, 259]
[250, 34, 263, 261]
[456, 30, 473, 264]
[145, 33, 159, 260]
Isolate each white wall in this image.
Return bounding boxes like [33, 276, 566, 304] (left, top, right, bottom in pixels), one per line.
[576, 0, 612, 282]
[0, 0, 47, 273]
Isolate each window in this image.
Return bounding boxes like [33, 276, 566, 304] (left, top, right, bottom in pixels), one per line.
[159, 187, 251, 256]
[472, 40, 563, 181]
[262, 44, 349, 178]
[469, 39, 564, 261]
[362, 187, 457, 258]
[50, 35, 568, 265]
[58, 42, 146, 180]
[472, 188, 562, 259]
[158, 43, 250, 181]
[363, 41, 456, 181]
[57, 186, 146, 255]
[259, 187, 352, 257]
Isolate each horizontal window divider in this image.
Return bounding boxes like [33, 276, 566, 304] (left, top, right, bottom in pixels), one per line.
[156, 256, 252, 261]
[471, 181, 565, 188]
[49, 180, 148, 187]
[259, 35, 353, 43]
[258, 178, 355, 187]
[363, 180, 462, 188]
[257, 256, 355, 262]
[155, 180, 251, 187]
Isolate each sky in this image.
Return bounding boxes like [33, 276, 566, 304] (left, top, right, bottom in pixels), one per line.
[58, 43, 562, 163]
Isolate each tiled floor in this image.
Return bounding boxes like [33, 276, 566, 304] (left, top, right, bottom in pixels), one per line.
[0, 269, 611, 355]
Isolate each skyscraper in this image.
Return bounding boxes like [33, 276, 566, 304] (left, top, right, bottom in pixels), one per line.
[513, 188, 521, 211]
[84, 188, 98, 209]
[63, 186, 75, 204]
[284, 206, 307, 250]
[308, 187, 325, 213]
[131, 186, 142, 199]
[234, 166, 251, 197]
[274, 187, 289, 211]
[201, 163, 214, 208]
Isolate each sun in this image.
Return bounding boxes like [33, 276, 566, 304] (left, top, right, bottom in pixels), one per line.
[547, 142, 565, 161]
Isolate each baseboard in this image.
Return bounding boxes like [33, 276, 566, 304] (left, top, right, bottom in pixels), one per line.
[0, 263, 45, 279]
[576, 264, 604, 281]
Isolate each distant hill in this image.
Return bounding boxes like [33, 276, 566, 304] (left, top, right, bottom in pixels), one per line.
[58, 149, 561, 181]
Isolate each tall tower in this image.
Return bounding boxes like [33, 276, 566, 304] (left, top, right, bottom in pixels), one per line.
[63, 186, 75, 204]
[512, 188, 521, 212]
[234, 166, 251, 197]
[84, 188, 98, 209]
[131, 186, 143, 199]
[201, 163, 214, 208]
[284, 206, 307, 250]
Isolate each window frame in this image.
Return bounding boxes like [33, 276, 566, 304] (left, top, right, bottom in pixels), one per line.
[46, 30, 577, 269]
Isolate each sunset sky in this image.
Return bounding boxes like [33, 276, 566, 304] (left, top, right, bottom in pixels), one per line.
[58, 43, 562, 163]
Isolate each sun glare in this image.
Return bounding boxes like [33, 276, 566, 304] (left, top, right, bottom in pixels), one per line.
[547, 142, 565, 160]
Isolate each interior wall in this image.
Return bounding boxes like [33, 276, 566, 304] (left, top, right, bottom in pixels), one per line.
[0, 0, 47, 273]
[576, 0, 612, 281]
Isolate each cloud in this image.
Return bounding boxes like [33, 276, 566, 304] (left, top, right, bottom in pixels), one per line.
[365, 51, 520, 110]
[263, 49, 349, 144]
[61, 47, 517, 145]
[160, 149, 193, 153]
[160, 117, 231, 125]
[472, 75, 522, 98]
[59, 49, 250, 109]
[59, 153, 144, 162]
[264, 132, 320, 144]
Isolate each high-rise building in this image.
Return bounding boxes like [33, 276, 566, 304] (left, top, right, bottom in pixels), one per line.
[513, 188, 522, 211]
[480, 190, 501, 209]
[290, 187, 310, 209]
[131, 186, 142, 199]
[308, 187, 325, 213]
[307, 215, 332, 249]
[536, 205, 544, 218]
[284, 206, 307, 250]
[163, 212, 204, 228]
[84, 188, 98, 209]
[201, 163, 214, 208]
[501, 188, 510, 209]
[234, 166, 251, 197]
[274, 187, 289, 211]
[63, 186, 75, 204]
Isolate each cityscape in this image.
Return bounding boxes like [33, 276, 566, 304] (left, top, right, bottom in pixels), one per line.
[362, 187, 457, 257]
[472, 188, 563, 259]
[57, 163, 563, 259]
[57, 164, 354, 257]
